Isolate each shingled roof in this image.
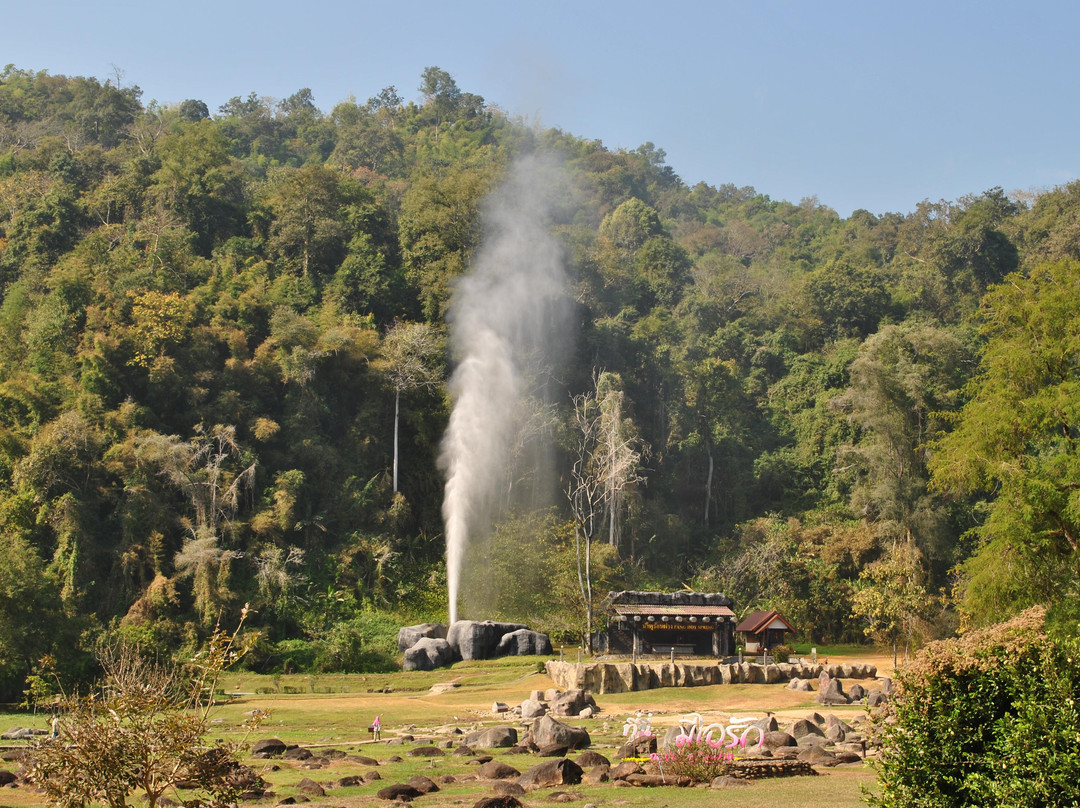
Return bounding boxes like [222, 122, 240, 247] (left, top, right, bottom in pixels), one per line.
[735, 610, 795, 634]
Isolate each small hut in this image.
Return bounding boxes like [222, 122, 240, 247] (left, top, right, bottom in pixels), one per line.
[735, 610, 795, 653]
[595, 590, 736, 658]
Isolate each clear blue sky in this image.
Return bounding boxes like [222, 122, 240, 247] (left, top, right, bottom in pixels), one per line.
[5, 0, 1076, 217]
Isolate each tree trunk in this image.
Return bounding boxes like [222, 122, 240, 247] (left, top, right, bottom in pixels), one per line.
[704, 445, 714, 528]
[393, 388, 400, 494]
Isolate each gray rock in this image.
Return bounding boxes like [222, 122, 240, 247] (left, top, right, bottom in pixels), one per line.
[615, 735, 656, 759]
[867, 690, 890, 708]
[517, 758, 584, 789]
[575, 750, 610, 768]
[818, 677, 852, 705]
[529, 715, 590, 750]
[788, 718, 825, 740]
[406, 774, 440, 793]
[763, 730, 798, 750]
[465, 726, 519, 749]
[754, 715, 779, 733]
[787, 677, 813, 691]
[660, 725, 683, 749]
[407, 746, 445, 757]
[376, 783, 421, 801]
[551, 689, 597, 717]
[403, 637, 455, 671]
[251, 738, 287, 757]
[1, 727, 45, 740]
[495, 629, 553, 656]
[520, 698, 547, 718]
[848, 683, 867, 701]
[478, 760, 521, 779]
[447, 620, 526, 660]
[799, 746, 839, 766]
[475, 796, 525, 808]
[296, 777, 325, 796]
[397, 622, 447, 652]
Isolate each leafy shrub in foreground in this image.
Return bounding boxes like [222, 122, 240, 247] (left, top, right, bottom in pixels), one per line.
[869, 607, 1080, 808]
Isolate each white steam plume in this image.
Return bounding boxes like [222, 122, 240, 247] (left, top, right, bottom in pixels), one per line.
[440, 154, 569, 624]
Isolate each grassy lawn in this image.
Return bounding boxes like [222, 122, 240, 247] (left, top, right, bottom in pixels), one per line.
[0, 650, 886, 807]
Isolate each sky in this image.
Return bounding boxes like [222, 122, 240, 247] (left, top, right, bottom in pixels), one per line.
[4, 0, 1077, 217]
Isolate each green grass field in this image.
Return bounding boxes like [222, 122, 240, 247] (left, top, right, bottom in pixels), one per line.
[0, 650, 885, 807]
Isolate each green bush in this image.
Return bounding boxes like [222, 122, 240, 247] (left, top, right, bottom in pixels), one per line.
[274, 639, 317, 673]
[869, 607, 1080, 808]
[771, 644, 793, 663]
[304, 613, 399, 673]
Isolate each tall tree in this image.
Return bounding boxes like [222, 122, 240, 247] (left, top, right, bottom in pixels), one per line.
[931, 259, 1080, 628]
[378, 321, 444, 494]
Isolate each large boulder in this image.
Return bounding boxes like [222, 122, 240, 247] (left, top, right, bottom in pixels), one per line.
[398, 622, 448, 652]
[616, 735, 656, 759]
[478, 760, 521, 779]
[867, 690, 890, 709]
[529, 715, 590, 750]
[377, 783, 422, 801]
[448, 620, 530, 660]
[447, 620, 491, 660]
[465, 726, 519, 749]
[403, 637, 455, 671]
[550, 689, 597, 717]
[520, 698, 547, 719]
[517, 758, 584, 789]
[818, 677, 852, 705]
[296, 777, 325, 797]
[788, 718, 826, 741]
[251, 738, 287, 758]
[495, 629, 552, 656]
[407, 775, 440, 793]
[474, 797, 524, 808]
[575, 750, 610, 768]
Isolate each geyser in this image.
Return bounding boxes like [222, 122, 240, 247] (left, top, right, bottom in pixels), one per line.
[439, 154, 569, 624]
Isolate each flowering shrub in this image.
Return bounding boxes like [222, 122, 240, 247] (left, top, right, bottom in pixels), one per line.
[651, 734, 734, 782]
[870, 607, 1080, 808]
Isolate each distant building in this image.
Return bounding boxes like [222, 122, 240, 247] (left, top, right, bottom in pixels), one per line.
[594, 590, 736, 657]
[735, 610, 795, 653]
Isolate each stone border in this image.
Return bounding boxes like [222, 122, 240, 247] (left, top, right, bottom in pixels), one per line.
[545, 660, 878, 694]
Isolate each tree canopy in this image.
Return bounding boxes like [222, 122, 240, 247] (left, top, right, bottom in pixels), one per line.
[0, 63, 1076, 696]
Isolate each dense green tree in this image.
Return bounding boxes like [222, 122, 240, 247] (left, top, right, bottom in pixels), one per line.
[931, 259, 1080, 628]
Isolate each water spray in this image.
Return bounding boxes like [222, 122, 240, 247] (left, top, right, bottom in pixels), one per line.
[439, 154, 569, 624]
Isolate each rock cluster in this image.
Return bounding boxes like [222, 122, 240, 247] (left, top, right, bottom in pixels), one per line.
[400, 621, 552, 671]
[786, 672, 892, 708]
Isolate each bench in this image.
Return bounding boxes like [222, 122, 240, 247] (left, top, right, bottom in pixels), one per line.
[651, 644, 695, 656]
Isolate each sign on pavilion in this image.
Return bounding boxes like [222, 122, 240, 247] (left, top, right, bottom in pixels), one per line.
[595, 590, 737, 658]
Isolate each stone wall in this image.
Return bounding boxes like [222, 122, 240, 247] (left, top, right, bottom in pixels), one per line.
[545, 660, 878, 694]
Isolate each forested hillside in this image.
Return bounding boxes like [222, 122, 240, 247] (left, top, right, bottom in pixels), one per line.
[1, 64, 1078, 698]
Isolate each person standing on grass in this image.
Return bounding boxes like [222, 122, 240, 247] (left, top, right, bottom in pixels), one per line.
[372, 715, 381, 740]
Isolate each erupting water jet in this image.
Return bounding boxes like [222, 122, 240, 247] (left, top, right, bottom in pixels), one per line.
[439, 154, 570, 624]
